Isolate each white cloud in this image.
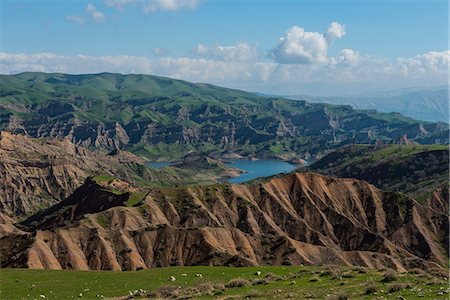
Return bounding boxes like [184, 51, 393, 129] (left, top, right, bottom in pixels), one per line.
[397, 50, 450, 76]
[192, 43, 258, 61]
[326, 22, 346, 45]
[86, 3, 106, 22]
[66, 15, 85, 25]
[104, 0, 135, 10]
[268, 22, 346, 65]
[332, 48, 361, 66]
[143, 0, 199, 13]
[0, 50, 448, 96]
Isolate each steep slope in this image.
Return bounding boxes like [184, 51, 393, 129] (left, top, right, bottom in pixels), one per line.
[0, 132, 240, 219]
[0, 130, 145, 218]
[1, 72, 447, 161]
[306, 144, 449, 201]
[1, 173, 447, 272]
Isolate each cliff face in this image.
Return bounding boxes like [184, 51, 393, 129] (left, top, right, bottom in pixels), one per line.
[1, 173, 447, 272]
[0, 132, 245, 220]
[0, 131, 147, 219]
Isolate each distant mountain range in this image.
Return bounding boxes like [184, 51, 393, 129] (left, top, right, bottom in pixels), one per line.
[0, 72, 448, 161]
[284, 88, 449, 123]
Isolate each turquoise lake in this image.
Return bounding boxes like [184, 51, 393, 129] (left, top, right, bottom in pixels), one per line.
[147, 159, 298, 183]
[224, 159, 297, 183]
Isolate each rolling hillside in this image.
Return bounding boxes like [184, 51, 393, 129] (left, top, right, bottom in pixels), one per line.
[1, 72, 448, 161]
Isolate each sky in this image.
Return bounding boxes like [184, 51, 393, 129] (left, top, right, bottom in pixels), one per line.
[1, 0, 449, 96]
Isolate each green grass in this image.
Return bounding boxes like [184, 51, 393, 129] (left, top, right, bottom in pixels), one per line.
[95, 215, 110, 228]
[370, 144, 448, 160]
[91, 175, 114, 184]
[0, 266, 448, 299]
[125, 191, 147, 207]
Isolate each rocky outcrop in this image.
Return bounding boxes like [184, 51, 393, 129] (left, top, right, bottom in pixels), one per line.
[1, 173, 447, 271]
[0, 131, 149, 219]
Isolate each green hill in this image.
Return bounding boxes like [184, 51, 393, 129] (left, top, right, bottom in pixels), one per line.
[1, 72, 448, 160]
[306, 144, 449, 201]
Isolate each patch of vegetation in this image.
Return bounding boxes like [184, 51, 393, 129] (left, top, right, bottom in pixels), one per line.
[125, 191, 147, 207]
[92, 175, 115, 184]
[95, 214, 110, 228]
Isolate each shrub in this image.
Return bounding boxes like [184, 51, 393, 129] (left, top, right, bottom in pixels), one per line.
[252, 278, 270, 285]
[225, 278, 251, 288]
[388, 284, 404, 293]
[381, 269, 397, 283]
[353, 266, 367, 274]
[364, 283, 377, 295]
[196, 282, 214, 294]
[320, 266, 343, 278]
[154, 285, 180, 298]
[264, 272, 280, 281]
[336, 294, 349, 300]
[212, 283, 226, 291]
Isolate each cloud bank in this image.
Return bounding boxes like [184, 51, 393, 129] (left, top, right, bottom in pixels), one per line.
[192, 43, 258, 61]
[1, 49, 448, 95]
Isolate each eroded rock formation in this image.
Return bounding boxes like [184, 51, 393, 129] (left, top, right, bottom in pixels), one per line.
[1, 173, 447, 272]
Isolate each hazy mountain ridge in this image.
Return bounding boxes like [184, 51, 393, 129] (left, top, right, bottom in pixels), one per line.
[285, 88, 449, 123]
[1, 72, 448, 161]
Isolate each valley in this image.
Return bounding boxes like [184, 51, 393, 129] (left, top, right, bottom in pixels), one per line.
[0, 73, 448, 300]
[2, 1, 449, 299]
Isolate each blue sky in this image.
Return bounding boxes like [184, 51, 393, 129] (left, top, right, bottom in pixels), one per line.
[1, 0, 448, 95]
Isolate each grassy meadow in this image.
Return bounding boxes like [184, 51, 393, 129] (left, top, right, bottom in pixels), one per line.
[1, 266, 448, 299]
